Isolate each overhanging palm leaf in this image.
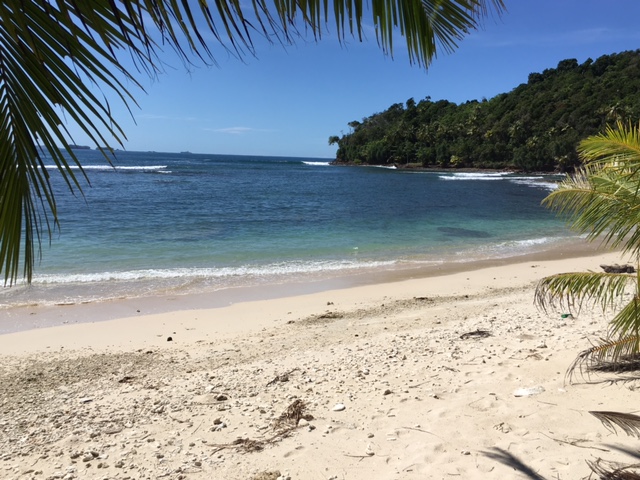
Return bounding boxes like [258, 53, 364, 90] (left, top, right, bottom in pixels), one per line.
[535, 271, 635, 315]
[538, 121, 640, 372]
[543, 166, 640, 255]
[538, 122, 640, 480]
[568, 334, 640, 381]
[579, 121, 640, 175]
[0, 0, 505, 285]
[537, 270, 640, 377]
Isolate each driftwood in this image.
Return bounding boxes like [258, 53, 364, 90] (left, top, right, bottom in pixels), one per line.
[460, 329, 492, 340]
[600, 264, 636, 274]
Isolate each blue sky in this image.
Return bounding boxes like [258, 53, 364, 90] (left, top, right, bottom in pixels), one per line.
[67, 1, 640, 159]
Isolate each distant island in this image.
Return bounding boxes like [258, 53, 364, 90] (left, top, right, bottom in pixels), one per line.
[69, 144, 91, 150]
[329, 50, 640, 172]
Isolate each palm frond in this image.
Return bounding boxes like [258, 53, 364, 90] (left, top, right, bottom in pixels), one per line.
[534, 271, 635, 315]
[609, 297, 640, 338]
[0, 0, 141, 283]
[543, 168, 640, 256]
[586, 458, 640, 480]
[544, 123, 640, 256]
[579, 121, 640, 175]
[567, 335, 640, 381]
[0, 0, 504, 284]
[590, 411, 640, 439]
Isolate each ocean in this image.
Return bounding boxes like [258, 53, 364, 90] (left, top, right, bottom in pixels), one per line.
[0, 150, 576, 309]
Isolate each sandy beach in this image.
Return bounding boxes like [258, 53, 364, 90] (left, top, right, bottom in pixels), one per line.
[1, 248, 639, 480]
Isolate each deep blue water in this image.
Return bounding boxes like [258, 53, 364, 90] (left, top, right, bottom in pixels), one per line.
[0, 150, 575, 307]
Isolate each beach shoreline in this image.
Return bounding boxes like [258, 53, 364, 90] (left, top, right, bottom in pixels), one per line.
[1, 246, 637, 480]
[1, 238, 613, 336]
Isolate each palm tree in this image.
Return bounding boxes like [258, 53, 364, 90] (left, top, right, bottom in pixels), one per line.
[0, 0, 505, 285]
[535, 121, 640, 377]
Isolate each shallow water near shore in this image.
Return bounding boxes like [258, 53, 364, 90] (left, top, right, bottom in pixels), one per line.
[1, 150, 575, 312]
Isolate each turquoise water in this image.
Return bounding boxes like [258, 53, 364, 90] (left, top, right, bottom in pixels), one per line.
[0, 150, 575, 307]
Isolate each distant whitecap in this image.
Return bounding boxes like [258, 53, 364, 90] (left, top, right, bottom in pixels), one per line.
[439, 172, 508, 180]
[302, 161, 331, 166]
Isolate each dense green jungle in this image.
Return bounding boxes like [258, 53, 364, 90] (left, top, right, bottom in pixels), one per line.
[329, 50, 640, 172]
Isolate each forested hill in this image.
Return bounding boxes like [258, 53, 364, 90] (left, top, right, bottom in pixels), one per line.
[329, 50, 640, 172]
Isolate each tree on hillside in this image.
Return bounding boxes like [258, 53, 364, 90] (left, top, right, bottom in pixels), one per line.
[331, 50, 640, 171]
[0, 0, 506, 285]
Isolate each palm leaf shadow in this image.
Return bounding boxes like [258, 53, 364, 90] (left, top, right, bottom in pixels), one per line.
[588, 412, 640, 479]
[603, 444, 640, 461]
[482, 447, 547, 479]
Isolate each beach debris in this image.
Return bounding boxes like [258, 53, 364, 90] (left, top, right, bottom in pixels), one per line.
[298, 310, 344, 325]
[166, 336, 173, 341]
[332, 403, 346, 411]
[210, 436, 269, 454]
[493, 422, 512, 433]
[513, 386, 545, 397]
[211, 417, 227, 431]
[414, 296, 434, 302]
[274, 399, 312, 430]
[267, 368, 299, 386]
[209, 401, 311, 454]
[460, 329, 492, 340]
[600, 263, 635, 273]
[252, 471, 282, 480]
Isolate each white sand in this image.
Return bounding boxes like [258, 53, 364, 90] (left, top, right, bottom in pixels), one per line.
[1, 249, 638, 480]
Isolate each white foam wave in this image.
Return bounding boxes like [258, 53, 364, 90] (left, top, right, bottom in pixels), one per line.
[439, 172, 509, 180]
[455, 236, 565, 260]
[46, 165, 168, 172]
[82, 165, 168, 172]
[440, 172, 559, 190]
[509, 177, 559, 190]
[31, 259, 397, 285]
[506, 237, 553, 247]
[302, 161, 331, 166]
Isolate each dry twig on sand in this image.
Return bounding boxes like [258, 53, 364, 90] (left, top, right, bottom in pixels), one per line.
[266, 368, 299, 386]
[211, 399, 312, 453]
